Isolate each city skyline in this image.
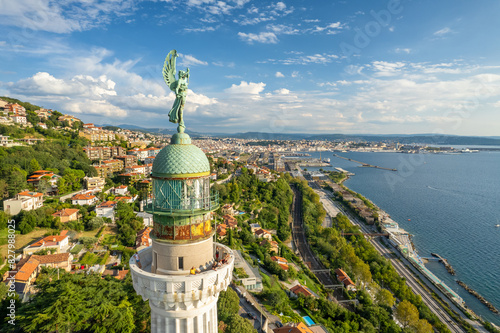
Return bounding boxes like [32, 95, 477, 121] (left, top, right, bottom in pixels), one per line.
[1, 0, 500, 135]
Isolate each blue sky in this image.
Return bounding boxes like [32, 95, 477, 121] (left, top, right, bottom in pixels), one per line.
[1, 0, 500, 135]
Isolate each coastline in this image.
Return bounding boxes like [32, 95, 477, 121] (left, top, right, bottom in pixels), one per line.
[331, 174, 499, 331]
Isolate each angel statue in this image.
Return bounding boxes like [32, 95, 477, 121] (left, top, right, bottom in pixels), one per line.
[163, 50, 190, 133]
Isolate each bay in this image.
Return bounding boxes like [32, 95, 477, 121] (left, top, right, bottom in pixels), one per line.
[303, 150, 500, 325]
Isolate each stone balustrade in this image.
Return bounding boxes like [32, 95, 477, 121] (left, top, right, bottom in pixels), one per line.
[130, 242, 234, 311]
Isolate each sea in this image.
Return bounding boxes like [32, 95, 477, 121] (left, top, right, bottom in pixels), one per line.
[302, 149, 500, 325]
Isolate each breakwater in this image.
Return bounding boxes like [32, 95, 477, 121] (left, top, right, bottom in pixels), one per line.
[431, 253, 456, 275]
[456, 280, 499, 314]
[333, 154, 397, 171]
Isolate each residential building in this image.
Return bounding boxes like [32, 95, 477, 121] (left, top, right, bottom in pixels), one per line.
[35, 108, 52, 119]
[79, 129, 116, 143]
[23, 230, 70, 256]
[84, 176, 105, 191]
[101, 159, 124, 173]
[31, 252, 73, 271]
[3, 191, 44, 215]
[289, 284, 316, 298]
[221, 203, 234, 215]
[254, 228, 272, 241]
[232, 250, 262, 291]
[11, 115, 27, 124]
[0, 135, 13, 147]
[115, 196, 135, 204]
[6, 103, 26, 115]
[93, 165, 112, 178]
[52, 208, 80, 223]
[135, 211, 153, 227]
[84, 146, 125, 160]
[260, 239, 279, 254]
[144, 155, 156, 165]
[335, 268, 356, 291]
[71, 193, 97, 206]
[27, 170, 59, 188]
[249, 223, 261, 233]
[58, 115, 80, 126]
[115, 154, 138, 167]
[118, 172, 144, 185]
[136, 179, 152, 195]
[136, 227, 152, 248]
[14, 256, 39, 286]
[113, 185, 128, 195]
[271, 256, 289, 271]
[222, 215, 238, 229]
[96, 201, 117, 221]
[125, 164, 146, 175]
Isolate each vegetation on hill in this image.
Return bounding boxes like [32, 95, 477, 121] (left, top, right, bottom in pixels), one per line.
[293, 179, 448, 332]
[0, 269, 150, 333]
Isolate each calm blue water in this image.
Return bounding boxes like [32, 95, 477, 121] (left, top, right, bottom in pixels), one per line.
[304, 151, 500, 325]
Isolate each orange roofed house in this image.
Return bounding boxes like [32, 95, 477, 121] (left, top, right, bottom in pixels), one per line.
[136, 227, 152, 248]
[52, 208, 80, 223]
[23, 230, 70, 256]
[71, 193, 97, 206]
[271, 256, 289, 271]
[335, 268, 356, 291]
[3, 190, 44, 215]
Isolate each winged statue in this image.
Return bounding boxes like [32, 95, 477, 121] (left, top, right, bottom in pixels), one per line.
[163, 50, 190, 133]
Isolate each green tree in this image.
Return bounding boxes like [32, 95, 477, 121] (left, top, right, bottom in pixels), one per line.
[217, 288, 239, 322]
[225, 314, 258, 333]
[395, 300, 419, 329]
[413, 319, 433, 333]
[29, 158, 41, 174]
[87, 217, 105, 231]
[375, 288, 395, 308]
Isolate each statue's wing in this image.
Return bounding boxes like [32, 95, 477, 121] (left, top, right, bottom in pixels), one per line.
[163, 50, 178, 91]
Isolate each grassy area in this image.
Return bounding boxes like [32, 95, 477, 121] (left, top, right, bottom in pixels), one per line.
[0, 228, 52, 260]
[80, 252, 100, 266]
[70, 244, 84, 255]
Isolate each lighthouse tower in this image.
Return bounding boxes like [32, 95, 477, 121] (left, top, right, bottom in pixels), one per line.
[130, 132, 234, 333]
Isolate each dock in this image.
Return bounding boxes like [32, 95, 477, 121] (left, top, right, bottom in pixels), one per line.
[333, 154, 397, 171]
[431, 253, 456, 275]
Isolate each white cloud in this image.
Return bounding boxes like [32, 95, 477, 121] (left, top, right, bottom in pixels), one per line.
[291, 71, 299, 78]
[0, 0, 136, 33]
[238, 32, 278, 44]
[266, 24, 299, 35]
[225, 81, 266, 94]
[370, 61, 406, 77]
[275, 72, 285, 78]
[274, 88, 290, 95]
[179, 54, 208, 67]
[434, 27, 453, 36]
[262, 53, 339, 65]
[184, 26, 216, 33]
[395, 48, 411, 54]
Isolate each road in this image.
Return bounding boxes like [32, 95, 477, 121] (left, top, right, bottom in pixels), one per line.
[309, 182, 467, 333]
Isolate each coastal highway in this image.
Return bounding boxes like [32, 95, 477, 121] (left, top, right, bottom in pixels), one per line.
[308, 181, 467, 333]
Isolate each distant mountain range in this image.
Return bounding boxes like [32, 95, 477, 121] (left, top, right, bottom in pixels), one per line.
[101, 124, 500, 145]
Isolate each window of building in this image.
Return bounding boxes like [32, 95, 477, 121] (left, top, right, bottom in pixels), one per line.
[178, 256, 184, 270]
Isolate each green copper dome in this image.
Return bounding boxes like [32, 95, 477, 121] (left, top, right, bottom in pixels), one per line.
[152, 140, 210, 178]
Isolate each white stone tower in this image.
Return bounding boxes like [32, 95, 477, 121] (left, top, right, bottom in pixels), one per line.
[130, 132, 234, 333]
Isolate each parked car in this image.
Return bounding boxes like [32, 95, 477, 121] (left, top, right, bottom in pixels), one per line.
[275, 321, 283, 328]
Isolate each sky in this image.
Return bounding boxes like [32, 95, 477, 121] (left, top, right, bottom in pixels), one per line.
[1, 0, 500, 135]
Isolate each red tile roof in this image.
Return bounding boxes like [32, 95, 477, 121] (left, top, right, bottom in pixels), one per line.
[98, 201, 117, 208]
[18, 191, 43, 198]
[290, 284, 314, 297]
[28, 234, 68, 248]
[72, 193, 96, 200]
[335, 268, 355, 287]
[15, 257, 40, 282]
